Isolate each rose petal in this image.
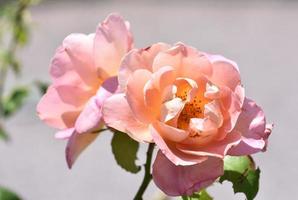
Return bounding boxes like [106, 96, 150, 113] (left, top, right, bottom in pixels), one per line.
[152, 44, 186, 73]
[160, 98, 184, 123]
[206, 54, 241, 91]
[220, 85, 245, 132]
[75, 77, 118, 133]
[74, 96, 102, 134]
[50, 33, 99, 89]
[103, 93, 152, 142]
[39, 32, 100, 129]
[161, 85, 177, 102]
[126, 69, 156, 123]
[55, 128, 74, 140]
[154, 120, 189, 142]
[151, 123, 207, 166]
[118, 43, 170, 91]
[204, 82, 220, 99]
[153, 151, 224, 196]
[228, 98, 272, 155]
[66, 131, 100, 168]
[151, 66, 176, 90]
[94, 13, 133, 78]
[189, 118, 218, 137]
[153, 43, 212, 82]
[143, 81, 162, 110]
[204, 100, 224, 127]
[143, 66, 177, 114]
[177, 131, 241, 158]
[54, 85, 93, 107]
[37, 86, 81, 129]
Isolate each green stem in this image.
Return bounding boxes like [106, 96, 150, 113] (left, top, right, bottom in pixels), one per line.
[133, 143, 155, 200]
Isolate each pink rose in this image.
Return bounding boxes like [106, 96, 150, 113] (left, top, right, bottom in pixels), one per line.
[37, 14, 133, 168]
[103, 43, 272, 195]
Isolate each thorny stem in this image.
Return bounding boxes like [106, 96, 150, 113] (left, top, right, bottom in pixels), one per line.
[133, 143, 155, 200]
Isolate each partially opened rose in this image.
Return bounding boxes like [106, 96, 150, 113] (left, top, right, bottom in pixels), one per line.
[37, 14, 133, 168]
[103, 43, 272, 195]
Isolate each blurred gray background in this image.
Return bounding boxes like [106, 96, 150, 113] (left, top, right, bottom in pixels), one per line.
[0, 0, 297, 199]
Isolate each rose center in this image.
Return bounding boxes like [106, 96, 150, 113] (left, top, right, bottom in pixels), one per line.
[176, 86, 209, 130]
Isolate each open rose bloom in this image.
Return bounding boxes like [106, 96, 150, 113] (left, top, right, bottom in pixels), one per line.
[37, 13, 272, 198]
[103, 43, 272, 196]
[37, 14, 133, 168]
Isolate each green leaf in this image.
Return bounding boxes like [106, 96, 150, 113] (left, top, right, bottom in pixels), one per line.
[111, 130, 141, 173]
[197, 190, 212, 200]
[182, 196, 189, 200]
[2, 86, 29, 117]
[0, 186, 21, 200]
[181, 189, 213, 200]
[0, 51, 20, 75]
[0, 125, 9, 141]
[34, 80, 49, 95]
[13, 22, 29, 46]
[219, 156, 260, 200]
[5, 51, 20, 75]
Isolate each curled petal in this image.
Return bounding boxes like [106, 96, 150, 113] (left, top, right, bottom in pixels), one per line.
[179, 46, 213, 81]
[75, 77, 118, 133]
[153, 43, 212, 81]
[178, 131, 241, 158]
[154, 121, 189, 143]
[126, 69, 156, 123]
[174, 77, 198, 101]
[151, 66, 176, 91]
[204, 100, 224, 127]
[220, 85, 245, 132]
[228, 98, 272, 155]
[51, 33, 99, 88]
[103, 93, 152, 142]
[66, 131, 100, 168]
[189, 118, 218, 137]
[55, 128, 74, 140]
[153, 151, 224, 196]
[151, 123, 207, 166]
[152, 44, 186, 73]
[94, 13, 133, 78]
[39, 33, 100, 130]
[143, 81, 162, 110]
[161, 85, 177, 102]
[160, 98, 184, 123]
[204, 82, 220, 99]
[74, 96, 102, 134]
[119, 43, 170, 91]
[186, 101, 223, 143]
[143, 66, 176, 113]
[206, 54, 241, 91]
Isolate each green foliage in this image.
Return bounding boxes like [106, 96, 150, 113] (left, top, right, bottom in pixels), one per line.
[0, 0, 38, 139]
[0, 0, 36, 196]
[1, 86, 29, 117]
[111, 130, 141, 173]
[0, 50, 20, 74]
[181, 189, 213, 200]
[0, 124, 9, 141]
[34, 80, 49, 95]
[0, 0, 38, 75]
[219, 156, 260, 200]
[0, 186, 21, 200]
